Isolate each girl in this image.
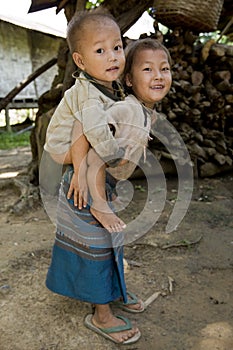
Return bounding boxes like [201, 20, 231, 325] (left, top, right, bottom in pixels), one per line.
[45, 36, 172, 345]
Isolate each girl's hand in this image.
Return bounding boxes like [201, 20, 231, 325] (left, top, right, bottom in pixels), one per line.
[118, 158, 129, 166]
[118, 145, 132, 166]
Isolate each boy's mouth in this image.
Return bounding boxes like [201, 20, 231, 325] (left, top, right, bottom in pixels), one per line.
[106, 66, 119, 72]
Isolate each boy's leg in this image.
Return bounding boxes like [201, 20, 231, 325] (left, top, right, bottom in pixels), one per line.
[87, 148, 126, 233]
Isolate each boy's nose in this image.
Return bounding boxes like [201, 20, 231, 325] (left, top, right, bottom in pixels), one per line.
[108, 50, 117, 61]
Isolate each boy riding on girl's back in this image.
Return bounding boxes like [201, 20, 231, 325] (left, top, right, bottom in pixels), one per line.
[44, 12, 172, 235]
[44, 10, 172, 345]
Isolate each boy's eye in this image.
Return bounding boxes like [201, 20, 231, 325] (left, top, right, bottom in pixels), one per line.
[96, 48, 104, 54]
[143, 67, 151, 71]
[114, 45, 122, 51]
[162, 66, 170, 71]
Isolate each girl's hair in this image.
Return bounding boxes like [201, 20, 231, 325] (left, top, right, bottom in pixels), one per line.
[123, 38, 172, 92]
[67, 11, 119, 54]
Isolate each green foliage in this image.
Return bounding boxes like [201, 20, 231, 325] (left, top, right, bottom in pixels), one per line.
[0, 131, 30, 150]
[199, 31, 232, 44]
[86, 0, 104, 9]
[135, 185, 146, 192]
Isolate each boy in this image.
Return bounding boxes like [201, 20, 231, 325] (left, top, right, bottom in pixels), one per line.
[44, 11, 127, 232]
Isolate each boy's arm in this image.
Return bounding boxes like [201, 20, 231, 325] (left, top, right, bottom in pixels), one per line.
[67, 121, 89, 209]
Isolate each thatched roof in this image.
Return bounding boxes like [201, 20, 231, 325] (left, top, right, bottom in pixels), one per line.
[0, 13, 65, 37]
[28, 0, 233, 35]
[28, 0, 69, 14]
[28, 0, 59, 13]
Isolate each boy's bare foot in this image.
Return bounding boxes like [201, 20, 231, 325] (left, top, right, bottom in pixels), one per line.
[90, 203, 126, 233]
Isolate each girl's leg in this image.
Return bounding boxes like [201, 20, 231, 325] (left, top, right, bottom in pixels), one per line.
[87, 148, 126, 233]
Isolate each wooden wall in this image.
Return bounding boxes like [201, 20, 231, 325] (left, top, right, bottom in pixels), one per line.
[0, 20, 62, 102]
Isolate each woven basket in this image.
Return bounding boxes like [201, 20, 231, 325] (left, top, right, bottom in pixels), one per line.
[153, 0, 224, 32]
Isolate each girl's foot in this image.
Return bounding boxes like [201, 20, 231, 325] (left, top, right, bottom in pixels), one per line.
[121, 299, 144, 312]
[89, 304, 140, 344]
[92, 311, 139, 343]
[114, 291, 145, 313]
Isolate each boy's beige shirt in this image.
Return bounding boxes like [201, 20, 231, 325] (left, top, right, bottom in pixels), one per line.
[44, 72, 120, 162]
[44, 73, 153, 178]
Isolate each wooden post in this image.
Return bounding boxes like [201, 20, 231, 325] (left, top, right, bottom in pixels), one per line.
[5, 106, 11, 132]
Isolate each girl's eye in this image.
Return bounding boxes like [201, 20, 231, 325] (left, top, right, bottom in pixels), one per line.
[143, 67, 151, 71]
[162, 67, 170, 71]
[96, 48, 104, 54]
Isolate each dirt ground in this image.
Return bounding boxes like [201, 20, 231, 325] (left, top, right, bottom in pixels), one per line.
[0, 146, 233, 350]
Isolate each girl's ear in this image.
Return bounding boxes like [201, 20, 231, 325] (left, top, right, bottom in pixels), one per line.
[72, 52, 85, 70]
[125, 73, 132, 87]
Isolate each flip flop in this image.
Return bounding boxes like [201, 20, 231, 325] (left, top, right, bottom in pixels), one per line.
[84, 314, 141, 345]
[113, 291, 145, 313]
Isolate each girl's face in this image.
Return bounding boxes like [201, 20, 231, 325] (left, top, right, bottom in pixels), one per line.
[126, 49, 172, 109]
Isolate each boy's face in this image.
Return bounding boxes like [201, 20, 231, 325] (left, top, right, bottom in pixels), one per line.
[126, 49, 172, 109]
[73, 21, 125, 87]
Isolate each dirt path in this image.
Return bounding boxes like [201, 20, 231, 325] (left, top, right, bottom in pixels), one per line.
[0, 147, 233, 350]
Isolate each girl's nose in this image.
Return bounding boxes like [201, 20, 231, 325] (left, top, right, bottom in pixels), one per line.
[154, 69, 162, 79]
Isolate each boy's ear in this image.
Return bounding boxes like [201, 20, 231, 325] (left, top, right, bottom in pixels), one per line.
[72, 52, 85, 70]
[125, 73, 132, 87]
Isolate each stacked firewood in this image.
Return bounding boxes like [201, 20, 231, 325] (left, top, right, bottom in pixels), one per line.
[151, 29, 233, 177]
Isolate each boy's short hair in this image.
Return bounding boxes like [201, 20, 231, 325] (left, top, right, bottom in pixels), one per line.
[123, 38, 172, 87]
[67, 11, 119, 54]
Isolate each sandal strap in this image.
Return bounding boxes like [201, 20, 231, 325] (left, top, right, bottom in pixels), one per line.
[99, 316, 132, 334]
[123, 291, 139, 305]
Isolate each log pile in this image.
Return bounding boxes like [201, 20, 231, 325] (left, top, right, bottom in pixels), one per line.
[151, 29, 233, 177]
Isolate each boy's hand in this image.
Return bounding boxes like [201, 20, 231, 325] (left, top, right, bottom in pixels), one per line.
[67, 172, 88, 209]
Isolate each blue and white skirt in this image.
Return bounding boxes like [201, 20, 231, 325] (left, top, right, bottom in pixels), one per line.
[46, 165, 127, 304]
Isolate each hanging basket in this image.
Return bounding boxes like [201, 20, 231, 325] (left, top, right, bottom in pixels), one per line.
[153, 0, 224, 32]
